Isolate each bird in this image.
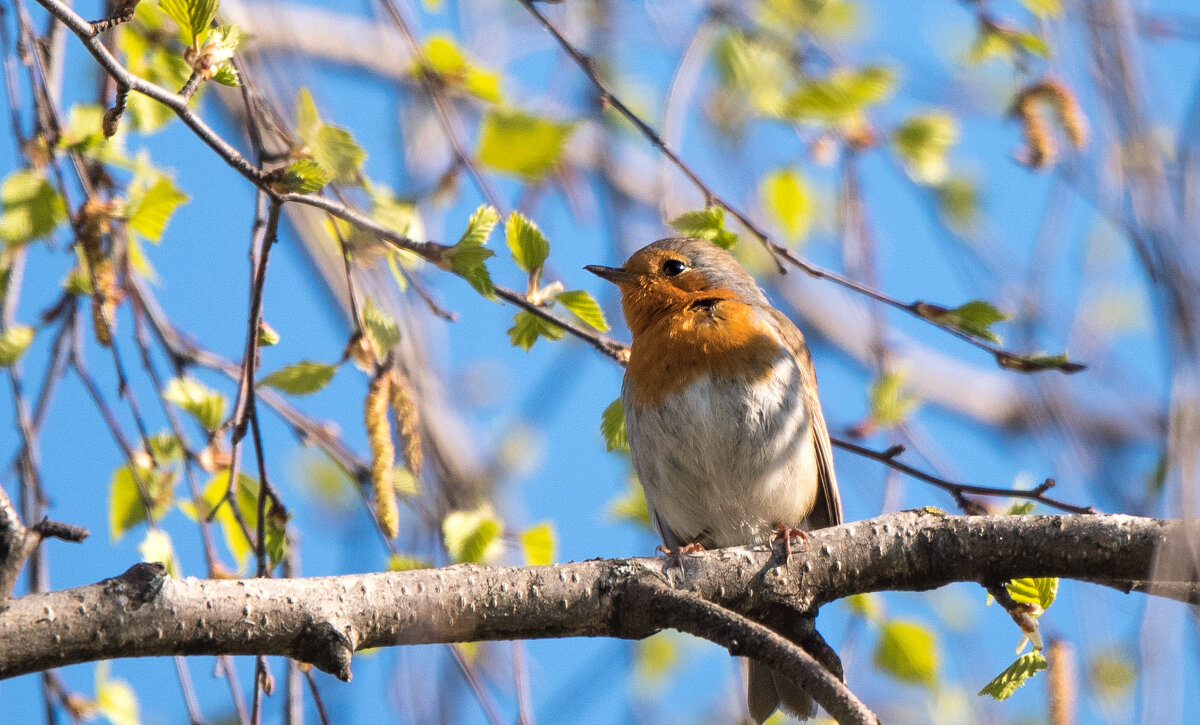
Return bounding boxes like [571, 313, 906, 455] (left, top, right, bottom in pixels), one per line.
[586, 237, 842, 723]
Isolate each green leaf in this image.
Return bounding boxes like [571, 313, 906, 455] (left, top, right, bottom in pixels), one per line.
[1089, 649, 1136, 701]
[668, 206, 737, 249]
[368, 184, 424, 239]
[295, 88, 320, 141]
[419, 35, 502, 103]
[556, 289, 609, 332]
[978, 652, 1047, 700]
[138, 527, 179, 577]
[148, 431, 184, 463]
[893, 113, 958, 185]
[119, 26, 192, 132]
[508, 311, 565, 351]
[477, 109, 574, 178]
[0, 170, 67, 245]
[918, 300, 1009, 344]
[1007, 500, 1035, 516]
[257, 361, 337, 396]
[445, 205, 499, 299]
[211, 63, 240, 86]
[94, 662, 141, 725]
[387, 553, 433, 571]
[0, 325, 34, 366]
[519, 522, 556, 566]
[600, 398, 628, 452]
[634, 632, 681, 686]
[846, 593, 881, 620]
[257, 321, 280, 347]
[714, 31, 790, 117]
[608, 475, 650, 528]
[868, 370, 918, 428]
[505, 211, 550, 276]
[158, 0, 219, 42]
[442, 504, 504, 563]
[127, 175, 189, 242]
[58, 104, 108, 151]
[935, 175, 979, 230]
[1019, 0, 1062, 17]
[362, 296, 401, 357]
[311, 126, 366, 184]
[1010, 30, 1051, 57]
[760, 168, 813, 242]
[163, 376, 227, 431]
[996, 351, 1087, 374]
[785, 66, 894, 123]
[874, 620, 939, 688]
[276, 159, 330, 194]
[1006, 577, 1058, 610]
[109, 464, 175, 540]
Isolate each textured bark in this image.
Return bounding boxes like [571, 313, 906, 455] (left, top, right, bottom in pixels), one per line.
[0, 511, 1192, 685]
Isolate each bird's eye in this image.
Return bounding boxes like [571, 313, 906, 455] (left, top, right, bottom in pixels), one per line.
[662, 259, 687, 277]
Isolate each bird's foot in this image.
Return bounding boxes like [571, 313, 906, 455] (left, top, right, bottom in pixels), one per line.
[656, 542, 706, 573]
[770, 523, 807, 565]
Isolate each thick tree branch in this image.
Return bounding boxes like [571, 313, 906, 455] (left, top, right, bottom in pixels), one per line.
[0, 511, 1191, 685]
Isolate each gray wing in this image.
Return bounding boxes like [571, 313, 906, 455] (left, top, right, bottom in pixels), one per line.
[765, 308, 842, 529]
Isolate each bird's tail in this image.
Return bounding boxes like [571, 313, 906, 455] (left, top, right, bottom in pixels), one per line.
[746, 659, 816, 724]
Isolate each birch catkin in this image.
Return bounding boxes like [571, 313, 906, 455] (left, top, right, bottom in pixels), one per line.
[365, 370, 399, 538]
[389, 370, 422, 477]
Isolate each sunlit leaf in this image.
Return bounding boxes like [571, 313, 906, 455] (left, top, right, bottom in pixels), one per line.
[0, 169, 67, 245]
[1089, 649, 1136, 701]
[1006, 577, 1057, 610]
[668, 207, 737, 249]
[158, 0, 219, 43]
[505, 211, 550, 276]
[608, 475, 651, 528]
[508, 311, 565, 351]
[785, 66, 894, 123]
[979, 652, 1047, 700]
[557, 290, 609, 332]
[94, 662, 140, 725]
[869, 369, 919, 429]
[163, 376, 227, 431]
[893, 112, 958, 185]
[1019, 0, 1062, 17]
[445, 205, 499, 299]
[362, 296, 401, 356]
[138, 527, 179, 577]
[846, 593, 882, 620]
[519, 522, 556, 566]
[600, 398, 628, 453]
[127, 175, 188, 242]
[442, 504, 504, 563]
[917, 300, 1009, 344]
[874, 620, 939, 688]
[0, 325, 34, 366]
[387, 553, 433, 571]
[109, 464, 175, 540]
[258, 361, 337, 396]
[477, 109, 574, 178]
[760, 168, 813, 242]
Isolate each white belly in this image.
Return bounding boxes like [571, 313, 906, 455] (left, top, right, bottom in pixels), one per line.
[623, 352, 819, 548]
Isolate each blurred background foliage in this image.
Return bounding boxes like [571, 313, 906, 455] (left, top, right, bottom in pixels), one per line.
[2, 0, 1199, 722]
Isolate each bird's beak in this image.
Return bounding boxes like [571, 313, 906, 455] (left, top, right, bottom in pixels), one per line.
[585, 264, 637, 285]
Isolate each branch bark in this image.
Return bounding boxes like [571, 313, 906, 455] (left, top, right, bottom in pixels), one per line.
[0, 510, 1192, 688]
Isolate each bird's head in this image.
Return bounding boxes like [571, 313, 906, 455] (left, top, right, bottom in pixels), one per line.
[585, 238, 767, 337]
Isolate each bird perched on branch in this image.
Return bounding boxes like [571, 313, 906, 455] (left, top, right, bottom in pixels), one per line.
[587, 237, 842, 723]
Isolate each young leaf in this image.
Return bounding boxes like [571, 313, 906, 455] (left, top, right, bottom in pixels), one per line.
[0, 169, 67, 245]
[362, 296, 401, 356]
[138, 527, 179, 577]
[1019, 0, 1062, 17]
[979, 652, 1048, 700]
[846, 593, 882, 621]
[760, 168, 813, 242]
[58, 104, 109, 151]
[868, 369, 919, 429]
[445, 205, 500, 299]
[668, 207, 737, 249]
[608, 475, 650, 527]
[874, 620, 940, 688]
[1089, 650, 1136, 701]
[477, 109, 574, 178]
[0, 325, 34, 366]
[311, 125, 367, 183]
[257, 361, 337, 396]
[557, 290, 609, 332]
[94, 662, 140, 725]
[893, 113, 958, 185]
[163, 376, 227, 431]
[508, 311, 565, 351]
[1008, 500, 1036, 516]
[505, 211, 550, 277]
[275, 159, 330, 195]
[996, 351, 1086, 374]
[1006, 577, 1058, 610]
[442, 505, 504, 563]
[917, 300, 1009, 344]
[127, 175, 189, 242]
[519, 522, 556, 566]
[600, 398, 628, 452]
[387, 553, 433, 571]
[785, 66, 894, 123]
[158, 0, 219, 43]
[418, 35, 502, 103]
[109, 464, 175, 540]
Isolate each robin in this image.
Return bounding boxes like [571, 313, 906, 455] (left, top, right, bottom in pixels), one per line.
[586, 237, 842, 723]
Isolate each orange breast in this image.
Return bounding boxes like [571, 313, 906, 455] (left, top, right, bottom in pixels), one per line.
[624, 299, 783, 409]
